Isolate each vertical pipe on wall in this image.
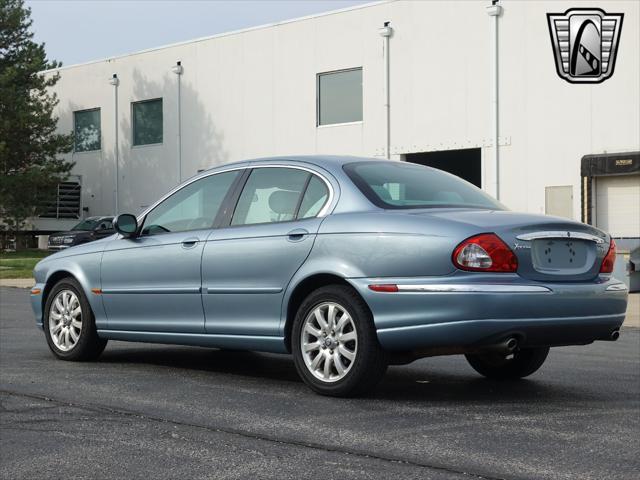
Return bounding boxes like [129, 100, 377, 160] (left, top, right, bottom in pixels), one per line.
[486, 1, 502, 200]
[172, 61, 184, 183]
[379, 22, 393, 159]
[109, 74, 120, 213]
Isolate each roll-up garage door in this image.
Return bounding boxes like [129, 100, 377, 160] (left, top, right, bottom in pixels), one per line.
[595, 174, 640, 238]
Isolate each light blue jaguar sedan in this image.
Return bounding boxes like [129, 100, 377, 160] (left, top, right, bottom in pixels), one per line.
[30, 156, 628, 396]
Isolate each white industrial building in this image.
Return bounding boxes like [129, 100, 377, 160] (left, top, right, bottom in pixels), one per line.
[37, 0, 639, 279]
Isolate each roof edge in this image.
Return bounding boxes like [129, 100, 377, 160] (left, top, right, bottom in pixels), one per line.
[41, 0, 391, 75]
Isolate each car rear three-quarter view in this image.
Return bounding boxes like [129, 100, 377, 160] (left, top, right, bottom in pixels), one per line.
[29, 156, 629, 397]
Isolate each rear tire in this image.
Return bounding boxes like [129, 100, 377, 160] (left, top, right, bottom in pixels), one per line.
[43, 278, 107, 361]
[292, 285, 387, 397]
[465, 347, 550, 380]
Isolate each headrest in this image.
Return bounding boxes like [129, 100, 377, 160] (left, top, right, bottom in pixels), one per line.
[433, 191, 464, 203]
[269, 190, 299, 215]
[371, 185, 392, 201]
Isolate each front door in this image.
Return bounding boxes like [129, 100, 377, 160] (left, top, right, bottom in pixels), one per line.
[202, 167, 332, 336]
[101, 170, 241, 333]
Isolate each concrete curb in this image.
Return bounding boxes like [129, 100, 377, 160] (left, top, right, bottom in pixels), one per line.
[0, 278, 35, 289]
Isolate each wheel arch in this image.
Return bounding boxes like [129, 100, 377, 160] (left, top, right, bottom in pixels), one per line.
[41, 269, 95, 324]
[283, 273, 371, 353]
[42, 270, 78, 304]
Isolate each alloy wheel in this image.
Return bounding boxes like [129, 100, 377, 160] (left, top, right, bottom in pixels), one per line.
[48, 289, 82, 351]
[300, 302, 358, 382]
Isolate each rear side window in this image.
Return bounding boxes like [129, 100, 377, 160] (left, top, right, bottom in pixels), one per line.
[298, 176, 329, 219]
[344, 161, 505, 210]
[231, 168, 309, 225]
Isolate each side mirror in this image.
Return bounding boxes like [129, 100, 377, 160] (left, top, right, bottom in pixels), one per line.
[113, 214, 138, 238]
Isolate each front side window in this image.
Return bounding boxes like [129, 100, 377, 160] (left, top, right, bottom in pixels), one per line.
[344, 161, 505, 210]
[96, 219, 113, 231]
[317, 68, 363, 126]
[132, 98, 163, 146]
[231, 168, 311, 226]
[74, 108, 101, 152]
[142, 170, 239, 235]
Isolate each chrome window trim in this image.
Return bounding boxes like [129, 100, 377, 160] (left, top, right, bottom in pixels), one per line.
[515, 231, 606, 243]
[395, 284, 552, 293]
[136, 163, 335, 224]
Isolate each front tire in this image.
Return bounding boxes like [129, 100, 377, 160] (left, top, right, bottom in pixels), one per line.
[43, 278, 107, 361]
[292, 285, 387, 397]
[465, 347, 550, 380]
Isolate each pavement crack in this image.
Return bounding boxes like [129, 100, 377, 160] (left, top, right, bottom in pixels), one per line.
[0, 388, 506, 480]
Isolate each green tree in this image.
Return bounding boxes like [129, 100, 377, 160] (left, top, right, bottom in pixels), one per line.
[0, 0, 73, 245]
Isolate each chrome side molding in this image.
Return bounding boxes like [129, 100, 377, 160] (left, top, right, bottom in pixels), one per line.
[101, 287, 201, 294]
[515, 231, 606, 243]
[395, 284, 552, 293]
[206, 287, 283, 294]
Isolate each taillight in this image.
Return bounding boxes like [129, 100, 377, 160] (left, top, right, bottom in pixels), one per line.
[452, 233, 518, 272]
[600, 238, 616, 273]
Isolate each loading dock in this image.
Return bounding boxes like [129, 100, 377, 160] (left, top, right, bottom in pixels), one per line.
[582, 152, 640, 291]
[405, 148, 482, 188]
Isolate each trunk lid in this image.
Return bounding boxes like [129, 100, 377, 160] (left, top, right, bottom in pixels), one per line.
[406, 209, 609, 282]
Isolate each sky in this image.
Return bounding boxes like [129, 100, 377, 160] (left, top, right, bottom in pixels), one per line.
[27, 0, 371, 67]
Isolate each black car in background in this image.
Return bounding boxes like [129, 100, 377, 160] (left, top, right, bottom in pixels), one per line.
[48, 217, 114, 251]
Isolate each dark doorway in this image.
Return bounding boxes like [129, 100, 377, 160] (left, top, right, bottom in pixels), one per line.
[405, 148, 482, 187]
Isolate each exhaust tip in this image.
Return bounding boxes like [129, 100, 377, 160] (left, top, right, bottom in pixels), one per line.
[610, 330, 620, 341]
[506, 337, 518, 351]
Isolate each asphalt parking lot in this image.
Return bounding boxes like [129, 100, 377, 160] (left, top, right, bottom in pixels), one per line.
[1, 287, 639, 480]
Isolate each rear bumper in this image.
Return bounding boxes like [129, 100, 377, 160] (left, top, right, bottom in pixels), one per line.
[348, 274, 628, 351]
[375, 314, 624, 351]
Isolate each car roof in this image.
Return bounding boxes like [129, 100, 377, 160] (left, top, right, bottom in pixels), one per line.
[205, 155, 387, 171]
[149, 155, 388, 218]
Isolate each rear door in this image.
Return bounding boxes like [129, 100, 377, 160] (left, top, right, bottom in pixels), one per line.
[201, 166, 332, 336]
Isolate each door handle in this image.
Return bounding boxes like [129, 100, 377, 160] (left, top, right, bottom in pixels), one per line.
[181, 237, 199, 249]
[287, 228, 309, 241]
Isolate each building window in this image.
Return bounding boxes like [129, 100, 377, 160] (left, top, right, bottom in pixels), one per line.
[545, 185, 573, 219]
[317, 68, 363, 126]
[74, 108, 101, 152]
[132, 98, 163, 146]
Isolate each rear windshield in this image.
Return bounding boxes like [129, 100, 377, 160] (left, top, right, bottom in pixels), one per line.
[344, 161, 505, 210]
[71, 218, 113, 231]
[71, 219, 100, 231]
